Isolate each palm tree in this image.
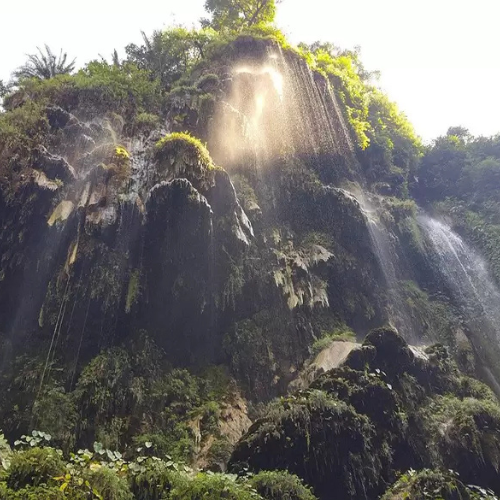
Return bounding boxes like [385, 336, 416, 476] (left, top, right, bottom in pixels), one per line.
[13, 45, 76, 81]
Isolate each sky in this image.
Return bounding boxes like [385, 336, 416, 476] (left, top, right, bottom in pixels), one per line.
[1, 0, 500, 142]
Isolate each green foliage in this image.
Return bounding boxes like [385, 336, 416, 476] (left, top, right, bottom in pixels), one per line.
[0, 437, 275, 500]
[85, 466, 133, 500]
[303, 43, 371, 149]
[382, 469, 498, 500]
[232, 327, 500, 499]
[420, 394, 500, 478]
[6, 447, 64, 490]
[126, 28, 216, 90]
[311, 326, 356, 356]
[415, 131, 468, 202]
[32, 388, 77, 452]
[13, 45, 75, 81]
[232, 389, 384, 500]
[155, 132, 214, 170]
[0, 433, 10, 473]
[203, 0, 277, 31]
[249, 471, 317, 500]
[298, 42, 421, 194]
[362, 89, 422, 196]
[0, 101, 49, 177]
[10, 61, 160, 121]
[169, 472, 259, 500]
[131, 112, 161, 135]
[0, 80, 12, 100]
[399, 280, 457, 346]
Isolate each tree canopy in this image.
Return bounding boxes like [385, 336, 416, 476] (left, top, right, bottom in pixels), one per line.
[125, 28, 215, 89]
[202, 0, 277, 31]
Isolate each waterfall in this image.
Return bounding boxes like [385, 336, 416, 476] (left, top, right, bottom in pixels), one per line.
[419, 214, 500, 388]
[355, 192, 418, 340]
[209, 44, 357, 178]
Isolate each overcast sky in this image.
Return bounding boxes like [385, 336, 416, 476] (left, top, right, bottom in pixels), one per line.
[2, 0, 499, 141]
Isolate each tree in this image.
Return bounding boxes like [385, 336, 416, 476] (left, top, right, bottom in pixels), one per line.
[415, 134, 468, 201]
[13, 45, 75, 81]
[0, 80, 10, 99]
[202, 0, 277, 31]
[126, 28, 214, 89]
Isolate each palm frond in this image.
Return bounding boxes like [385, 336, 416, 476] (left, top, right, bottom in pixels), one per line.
[12, 45, 75, 81]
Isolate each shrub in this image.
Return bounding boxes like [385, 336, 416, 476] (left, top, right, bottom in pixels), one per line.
[84, 465, 133, 500]
[169, 472, 259, 500]
[8, 62, 161, 122]
[381, 469, 497, 500]
[249, 470, 317, 500]
[6, 447, 65, 490]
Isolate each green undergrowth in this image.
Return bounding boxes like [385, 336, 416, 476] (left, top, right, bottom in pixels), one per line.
[0, 335, 237, 466]
[0, 434, 316, 500]
[382, 469, 498, 500]
[310, 325, 356, 356]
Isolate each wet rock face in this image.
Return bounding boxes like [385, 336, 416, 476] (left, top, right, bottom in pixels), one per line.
[0, 116, 255, 369]
[143, 179, 214, 361]
[230, 327, 500, 500]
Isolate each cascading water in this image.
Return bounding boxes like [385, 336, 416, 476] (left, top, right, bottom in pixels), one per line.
[354, 192, 418, 341]
[419, 215, 500, 390]
[209, 44, 357, 178]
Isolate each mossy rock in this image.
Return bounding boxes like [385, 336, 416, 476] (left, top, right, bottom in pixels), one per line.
[154, 132, 218, 192]
[230, 389, 388, 500]
[311, 366, 403, 432]
[420, 395, 500, 491]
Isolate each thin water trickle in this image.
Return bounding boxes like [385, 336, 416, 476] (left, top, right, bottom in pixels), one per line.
[354, 191, 418, 340]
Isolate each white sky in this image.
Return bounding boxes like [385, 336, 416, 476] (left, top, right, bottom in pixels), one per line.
[1, 0, 499, 142]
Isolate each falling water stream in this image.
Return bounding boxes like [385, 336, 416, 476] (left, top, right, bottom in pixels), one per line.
[419, 215, 500, 391]
[354, 192, 418, 340]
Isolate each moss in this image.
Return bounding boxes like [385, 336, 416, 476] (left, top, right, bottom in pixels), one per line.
[125, 269, 141, 314]
[311, 326, 356, 356]
[154, 132, 221, 191]
[420, 395, 500, 483]
[399, 280, 457, 347]
[231, 389, 387, 500]
[131, 112, 161, 134]
[155, 132, 214, 169]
